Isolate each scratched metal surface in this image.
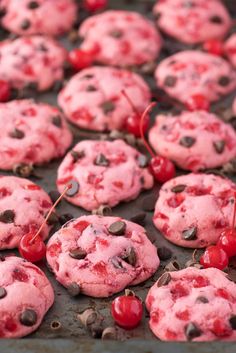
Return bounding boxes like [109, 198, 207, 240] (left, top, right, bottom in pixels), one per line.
[0, 0, 236, 352]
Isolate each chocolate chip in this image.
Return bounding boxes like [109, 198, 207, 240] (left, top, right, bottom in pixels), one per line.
[13, 163, 34, 178]
[210, 15, 223, 24]
[157, 247, 172, 261]
[67, 282, 80, 297]
[130, 212, 146, 226]
[111, 257, 124, 269]
[109, 29, 123, 38]
[92, 205, 112, 216]
[229, 316, 236, 329]
[185, 323, 202, 340]
[213, 140, 225, 154]
[82, 74, 94, 80]
[66, 180, 79, 197]
[154, 12, 161, 20]
[218, 76, 230, 86]
[69, 248, 87, 260]
[171, 184, 186, 193]
[0, 210, 15, 224]
[165, 260, 180, 272]
[100, 101, 115, 114]
[157, 272, 171, 287]
[52, 115, 62, 128]
[196, 296, 209, 304]
[20, 309, 37, 326]
[108, 221, 126, 236]
[46, 211, 58, 225]
[9, 128, 25, 139]
[86, 85, 97, 92]
[38, 43, 48, 52]
[142, 194, 156, 212]
[71, 150, 85, 162]
[59, 213, 74, 226]
[49, 190, 61, 203]
[179, 136, 196, 148]
[90, 324, 103, 338]
[122, 247, 136, 266]
[182, 227, 197, 241]
[137, 154, 149, 168]
[28, 1, 40, 9]
[164, 76, 177, 87]
[0, 287, 7, 299]
[21, 19, 31, 30]
[94, 154, 110, 167]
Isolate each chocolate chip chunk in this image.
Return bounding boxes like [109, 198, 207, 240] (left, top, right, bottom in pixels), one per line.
[91, 324, 103, 338]
[94, 154, 110, 167]
[69, 248, 87, 260]
[179, 136, 196, 148]
[164, 75, 177, 87]
[59, 213, 74, 226]
[218, 76, 230, 86]
[66, 180, 79, 197]
[0, 287, 7, 299]
[0, 210, 15, 224]
[100, 101, 115, 114]
[157, 247, 172, 261]
[108, 221, 126, 236]
[67, 282, 80, 297]
[49, 190, 61, 203]
[229, 316, 236, 329]
[137, 154, 149, 168]
[20, 309, 37, 326]
[109, 29, 123, 38]
[86, 85, 97, 92]
[71, 150, 85, 162]
[52, 115, 62, 128]
[182, 227, 197, 241]
[9, 128, 25, 139]
[130, 212, 146, 226]
[21, 19, 31, 30]
[196, 296, 209, 304]
[92, 205, 112, 216]
[210, 15, 223, 24]
[165, 260, 180, 272]
[28, 1, 40, 9]
[171, 184, 186, 193]
[154, 12, 161, 20]
[46, 211, 58, 225]
[185, 323, 202, 341]
[82, 74, 94, 80]
[122, 247, 136, 266]
[142, 194, 156, 212]
[213, 140, 225, 154]
[157, 272, 171, 287]
[13, 163, 34, 178]
[111, 256, 124, 269]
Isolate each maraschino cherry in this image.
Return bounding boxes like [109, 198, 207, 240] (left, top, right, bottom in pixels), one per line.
[83, 0, 108, 12]
[68, 49, 94, 71]
[185, 94, 210, 112]
[203, 39, 224, 56]
[19, 184, 72, 263]
[111, 290, 143, 330]
[0, 80, 10, 102]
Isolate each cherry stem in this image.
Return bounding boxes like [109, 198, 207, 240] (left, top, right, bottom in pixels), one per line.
[30, 184, 71, 244]
[121, 90, 141, 118]
[232, 191, 236, 231]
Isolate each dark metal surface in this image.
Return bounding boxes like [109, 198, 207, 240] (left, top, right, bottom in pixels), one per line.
[0, 0, 236, 351]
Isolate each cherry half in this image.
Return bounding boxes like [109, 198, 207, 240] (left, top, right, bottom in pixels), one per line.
[185, 94, 210, 112]
[203, 39, 224, 57]
[111, 290, 143, 330]
[83, 0, 108, 12]
[68, 49, 94, 71]
[0, 80, 10, 102]
[19, 184, 72, 263]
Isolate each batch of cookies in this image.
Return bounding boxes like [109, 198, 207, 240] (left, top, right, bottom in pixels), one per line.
[0, 0, 236, 342]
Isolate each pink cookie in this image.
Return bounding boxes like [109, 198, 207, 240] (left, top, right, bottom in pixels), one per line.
[233, 97, 236, 115]
[153, 173, 236, 248]
[0, 99, 72, 170]
[155, 50, 236, 104]
[225, 34, 236, 68]
[1, 0, 77, 36]
[58, 66, 151, 132]
[146, 267, 236, 341]
[79, 10, 162, 67]
[153, 0, 231, 44]
[149, 110, 236, 171]
[0, 176, 53, 249]
[57, 139, 153, 211]
[0, 255, 54, 338]
[0, 36, 67, 91]
[47, 215, 159, 297]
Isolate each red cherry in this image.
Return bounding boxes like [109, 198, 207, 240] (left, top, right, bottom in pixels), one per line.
[0, 80, 10, 102]
[83, 0, 108, 12]
[149, 156, 176, 183]
[185, 94, 210, 112]
[200, 245, 229, 270]
[217, 229, 236, 258]
[19, 232, 46, 263]
[111, 291, 143, 330]
[203, 39, 224, 56]
[68, 49, 94, 71]
[125, 114, 149, 138]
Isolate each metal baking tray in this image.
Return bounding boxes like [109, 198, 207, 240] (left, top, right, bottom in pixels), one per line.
[0, 0, 236, 352]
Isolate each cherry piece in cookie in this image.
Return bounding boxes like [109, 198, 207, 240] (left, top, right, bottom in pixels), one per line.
[83, 0, 108, 12]
[0, 80, 10, 102]
[203, 39, 224, 57]
[225, 34, 236, 69]
[185, 94, 210, 112]
[68, 49, 94, 71]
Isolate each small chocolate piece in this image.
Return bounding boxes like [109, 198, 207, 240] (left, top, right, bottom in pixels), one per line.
[9, 128, 25, 139]
[66, 180, 79, 197]
[213, 140, 225, 154]
[94, 154, 110, 167]
[77, 309, 99, 327]
[171, 184, 186, 193]
[49, 190, 61, 203]
[164, 75, 177, 87]
[20, 309, 37, 326]
[0, 287, 7, 299]
[21, 19, 31, 30]
[92, 205, 112, 216]
[182, 227, 197, 241]
[111, 257, 124, 269]
[71, 150, 85, 162]
[102, 327, 117, 340]
[165, 260, 180, 272]
[179, 136, 196, 148]
[122, 247, 136, 266]
[86, 85, 97, 92]
[196, 296, 209, 304]
[90, 324, 103, 339]
[13, 163, 34, 178]
[229, 316, 236, 330]
[0, 210, 15, 224]
[218, 76, 230, 86]
[109, 29, 123, 38]
[82, 74, 94, 80]
[52, 115, 62, 128]
[59, 213, 74, 225]
[210, 15, 223, 24]
[157, 247, 172, 261]
[69, 248, 87, 260]
[142, 194, 156, 212]
[185, 323, 202, 341]
[157, 272, 171, 287]
[154, 12, 161, 20]
[137, 154, 149, 168]
[28, 1, 40, 9]
[108, 221, 126, 236]
[46, 211, 58, 225]
[130, 212, 146, 226]
[67, 282, 80, 297]
[100, 101, 115, 114]
[50, 320, 61, 331]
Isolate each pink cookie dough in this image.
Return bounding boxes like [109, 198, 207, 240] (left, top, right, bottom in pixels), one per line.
[149, 110, 236, 171]
[58, 66, 151, 132]
[0, 255, 54, 338]
[0, 36, 67, 91]
[1, 0, 77, 36]
[0, 176, 53, 249]
[146, 267, 236, 341]
[57, 139, 154, 211]
[153, 0, 232, 44]
[155, 50, 236, 104]
[79, 10, 162, 67]
[0, 99, 72, 170]
[153, 173, 236, 248]
[47, 215, 159, 297]
[225, 34, 236, 68]
[233, 97, 236, 115]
